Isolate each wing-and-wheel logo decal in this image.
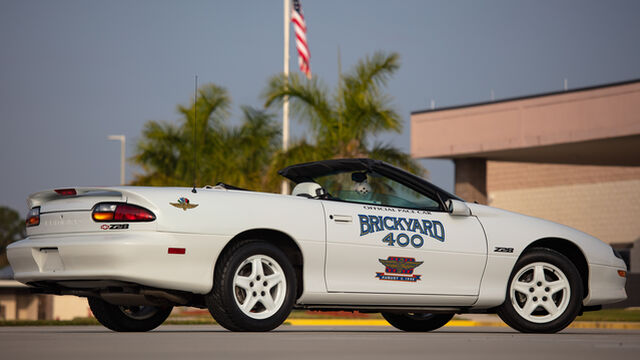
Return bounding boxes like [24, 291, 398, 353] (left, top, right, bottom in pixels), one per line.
[170, 197, 199, 211]
[376, 256, 423, 282]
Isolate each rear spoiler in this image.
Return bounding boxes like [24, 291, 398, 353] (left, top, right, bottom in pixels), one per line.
[28, 187, 126, 209]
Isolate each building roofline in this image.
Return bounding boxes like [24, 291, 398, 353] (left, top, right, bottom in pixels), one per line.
[411, 78, 640, 115]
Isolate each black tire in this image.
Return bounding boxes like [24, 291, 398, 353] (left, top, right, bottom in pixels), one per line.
[88, 297, 172, 332]
[382, 312, 454, 332]
[206, 240, 297, 332]
[497, 247, 583, 333]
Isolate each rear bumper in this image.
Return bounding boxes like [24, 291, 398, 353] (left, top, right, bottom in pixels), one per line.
[7, 232, 228, 294]
[583, 263, 627, 306]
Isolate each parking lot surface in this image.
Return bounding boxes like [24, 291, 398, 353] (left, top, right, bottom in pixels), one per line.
[2, 325, 639, 360]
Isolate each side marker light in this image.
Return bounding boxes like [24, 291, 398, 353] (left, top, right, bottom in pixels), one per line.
[168, 247, 186, 255]
[618, 270, 627, 278]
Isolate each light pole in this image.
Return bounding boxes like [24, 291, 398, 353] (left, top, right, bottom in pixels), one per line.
[281, 0, 290, 195]
[107, 135, 126, 185]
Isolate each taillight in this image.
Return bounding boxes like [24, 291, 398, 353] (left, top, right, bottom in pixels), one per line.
[26, 207, 40, 227]
[55, 188, 77, 196]
[93, 204, 117, 221]
[92, 203, 156, 222]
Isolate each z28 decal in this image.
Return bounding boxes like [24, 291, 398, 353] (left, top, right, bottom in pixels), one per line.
[100, 224, 129, 230]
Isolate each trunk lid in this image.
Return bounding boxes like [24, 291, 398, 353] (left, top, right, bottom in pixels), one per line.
[26, 187, 157, 236]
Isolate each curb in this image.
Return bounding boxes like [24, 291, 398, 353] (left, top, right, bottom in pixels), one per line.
[285, 318, 640, 330]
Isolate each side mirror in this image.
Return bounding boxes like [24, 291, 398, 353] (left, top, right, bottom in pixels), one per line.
[447, 199, 471, 216]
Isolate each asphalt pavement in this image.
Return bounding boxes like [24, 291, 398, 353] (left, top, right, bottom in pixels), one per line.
[2, 325, 639, 360]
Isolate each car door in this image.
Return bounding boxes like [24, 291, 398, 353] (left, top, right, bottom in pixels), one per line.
[318, 171, 487, 297]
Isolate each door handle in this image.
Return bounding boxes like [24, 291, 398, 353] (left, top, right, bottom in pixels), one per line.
[332, 215, 352, 223]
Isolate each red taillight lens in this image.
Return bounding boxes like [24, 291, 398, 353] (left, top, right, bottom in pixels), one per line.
[26, 207, 40, 227]
[114, 204, 155, 221]
[92, 203, 155, 222]
[55, 188, 77, 196]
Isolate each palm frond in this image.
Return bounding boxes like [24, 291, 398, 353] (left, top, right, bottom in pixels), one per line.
[264, 140, 333, 192]
[368, 142, 426, 178]
[263, 73, 335, 136]
[343, 51, 400, 96]
[133, 83, 279, 191]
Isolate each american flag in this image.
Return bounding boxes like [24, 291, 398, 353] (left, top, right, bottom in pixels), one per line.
[292, 0, 311, 79]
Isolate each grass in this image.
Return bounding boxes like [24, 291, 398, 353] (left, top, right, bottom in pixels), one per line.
[575, 308, 640, 322]
[287, 310, 383, 319]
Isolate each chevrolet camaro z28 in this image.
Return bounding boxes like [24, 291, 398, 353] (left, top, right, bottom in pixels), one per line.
[7, 159, 627, 333]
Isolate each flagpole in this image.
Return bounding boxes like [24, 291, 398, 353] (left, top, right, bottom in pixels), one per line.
[282, 0, 290, 195]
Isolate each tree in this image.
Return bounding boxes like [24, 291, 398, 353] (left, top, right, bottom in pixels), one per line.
[132, 84, 281, 191]
[0, 206, 25, 268]
[262, 51, 424, 188]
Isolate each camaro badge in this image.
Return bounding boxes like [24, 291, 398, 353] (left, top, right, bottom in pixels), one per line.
[170, 197, 199, 211]
[376, 256, 423, 282]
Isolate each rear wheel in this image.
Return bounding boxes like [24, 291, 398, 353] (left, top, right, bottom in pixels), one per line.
[88, 297, 172, 332]
[206, 240, 296, 331]
[382, 312, 454, 332]
[497, 248, 583, 333]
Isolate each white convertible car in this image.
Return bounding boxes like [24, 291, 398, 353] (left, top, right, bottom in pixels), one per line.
[7, 159, 627, 333]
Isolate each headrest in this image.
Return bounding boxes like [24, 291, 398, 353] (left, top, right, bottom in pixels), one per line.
[292, 182, 325, 198]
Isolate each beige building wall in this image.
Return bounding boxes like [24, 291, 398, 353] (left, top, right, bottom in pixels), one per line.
[0, 294, 18, 320]
[52, 296, 90, 320]
[0, 293, 89, 321]
[15, 294, 39, 320]
[487, 161, 640, 246]
[411, 81, 640, 166]
[0, 280, 90, 321]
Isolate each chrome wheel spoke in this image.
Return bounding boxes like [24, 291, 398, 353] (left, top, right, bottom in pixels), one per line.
[241, 294, 259, 312]
[265, 273, 284, 289]
[251, 258, 264, 278]
[548, 279, 568, 296]
[542, 298, 559, 315]
[260, 293, 277, 311]
[513, 281, 531, 295]
[533, 265, 545, 284]
[235, 276, 252, 291]
[521, 298, 538, 316]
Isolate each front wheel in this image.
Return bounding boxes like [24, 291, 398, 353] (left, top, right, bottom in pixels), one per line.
[88, 297, 172, 332]
[206, 240, 297, 331]
[382, 312, 454, 332]
[497, 248, 583, 333]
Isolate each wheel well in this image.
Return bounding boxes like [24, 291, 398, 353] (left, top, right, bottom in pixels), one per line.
[216, 229, 304, 300]
[522, 238, 589, 299]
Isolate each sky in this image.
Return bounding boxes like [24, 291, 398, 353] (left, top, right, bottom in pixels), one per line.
[1, 0, 640, 214]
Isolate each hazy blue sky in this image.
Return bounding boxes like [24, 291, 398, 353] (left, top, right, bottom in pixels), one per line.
[1, 0, 640, 213]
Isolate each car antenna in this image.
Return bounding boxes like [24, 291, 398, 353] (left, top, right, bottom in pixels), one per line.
[192, 75, 198, 194]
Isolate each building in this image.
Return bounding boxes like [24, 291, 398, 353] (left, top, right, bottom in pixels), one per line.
[0, 266, 89, 321]
[411, 79, 640, 306]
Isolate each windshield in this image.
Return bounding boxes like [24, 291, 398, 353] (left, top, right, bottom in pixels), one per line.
[314, 170, 441, 210]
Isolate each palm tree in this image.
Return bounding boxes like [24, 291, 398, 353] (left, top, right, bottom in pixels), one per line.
[262, 51, 424, 187]
[132, 83, 280, 191]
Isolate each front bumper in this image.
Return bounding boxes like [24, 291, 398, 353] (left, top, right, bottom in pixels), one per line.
[583, 263, 627, 306]
[7, 231, 228, 294]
